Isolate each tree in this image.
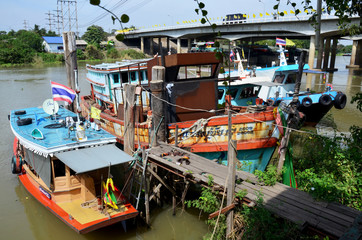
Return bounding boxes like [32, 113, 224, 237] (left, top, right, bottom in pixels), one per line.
[82, 25, 107, 46]
[273, 0, 361, 35]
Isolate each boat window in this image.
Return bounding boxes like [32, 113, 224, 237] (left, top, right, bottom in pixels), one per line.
[121, 72, 128, 83]
[113, 73, 120, 84]
[239, 86, 261, 99]
[227, 88, 238, 99]
[53, 159, 66, 177]
[274, 74, 285, 83]
[218, 89, 225, 100]
[285, 73, 297, 84]
[130, 71, 137, 82]
[177, 65, 212, 80]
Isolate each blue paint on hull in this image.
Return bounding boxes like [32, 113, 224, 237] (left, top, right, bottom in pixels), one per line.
[196, 146, 276, 173]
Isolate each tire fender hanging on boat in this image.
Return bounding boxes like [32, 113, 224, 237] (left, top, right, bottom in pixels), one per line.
[319, 94, 332, 106]
[11, 155, 22, 174]
[302, 97, 313, 107]
[334, 93, 347, 109]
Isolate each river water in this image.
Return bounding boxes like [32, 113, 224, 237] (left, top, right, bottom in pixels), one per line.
[0, 56, 360, 240]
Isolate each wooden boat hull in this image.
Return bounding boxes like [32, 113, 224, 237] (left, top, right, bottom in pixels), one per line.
[18, 172, 138, 234]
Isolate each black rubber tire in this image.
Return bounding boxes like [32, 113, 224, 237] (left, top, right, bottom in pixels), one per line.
[319, 94, 332, 106]
[11, 156, 19, 174]
[334, 93, 347, 109]
[15, 110, 26, 115]
[302, 97, 313, 107]
[17, 118, 32, 126]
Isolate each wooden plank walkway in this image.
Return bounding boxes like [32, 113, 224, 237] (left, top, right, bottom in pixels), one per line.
[146, 143, 361, 239]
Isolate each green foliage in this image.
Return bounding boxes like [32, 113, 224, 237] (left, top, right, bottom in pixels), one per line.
[76, 49, 86, 60]
[119, 49, 146, 59]
[82, 25, 107, 46]
[350, 92, 362, 112]
[255, 165, 283, 186]
[34, 53, 64, 63]
[85, 44, 104, 60]
[106, 48, 120, 59]
[293, 130, 362, 210]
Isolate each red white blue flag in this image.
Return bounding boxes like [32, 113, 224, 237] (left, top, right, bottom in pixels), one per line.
[276, 37, 286, 46]
[51, 81, 76, 104]
[229, 50, 235, 62]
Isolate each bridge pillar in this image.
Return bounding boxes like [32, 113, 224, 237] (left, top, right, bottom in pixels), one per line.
[177, 38, 181, 53]
[347, 40, 361, 68]
[316, 38, 324, 69]
[150, 37, 154, 55]
[329, 38, 338, 71]
[187, 38, 191, 52]
[322, 38, 331, 70]
[308, 36, 316, 69]
[141, 37, 144, 53]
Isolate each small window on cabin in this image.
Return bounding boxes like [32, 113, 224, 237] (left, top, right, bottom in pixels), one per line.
[113, 73, 120, 84]
[53, 159, 66, 177]
[177, 65, 212, 80]
[285, 73, 297, 84]
[121, 72, 128, 83]
[130, 72, 137, 81]
[57, 46, 63, 50]
[274, 74, 285, 83]
[140, 71, 145, 81]
[218, 89, 225, 100]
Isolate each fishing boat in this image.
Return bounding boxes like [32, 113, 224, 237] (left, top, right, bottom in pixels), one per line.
[81, 52, 282, 173]
[9, 101, 138, 234]
[218, 50, 347, 125]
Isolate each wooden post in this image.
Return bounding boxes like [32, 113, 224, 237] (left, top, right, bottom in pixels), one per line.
[124, 84, 136, 155]
[142, 147, 150, 226]
[172, 175, 176, 216]
[277, 51, 306, 173]
[150, 66, 166, 147]
[175, 125, 178, 147]
[181, 180, 190, 211]
[62, 32, 77, 111]
[226, 140, 237, 239]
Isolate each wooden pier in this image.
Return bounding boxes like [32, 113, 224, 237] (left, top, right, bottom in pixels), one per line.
[141, 143, 361, 239]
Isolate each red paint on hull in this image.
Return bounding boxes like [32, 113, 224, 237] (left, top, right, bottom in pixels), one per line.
[18, 173, 138, 234]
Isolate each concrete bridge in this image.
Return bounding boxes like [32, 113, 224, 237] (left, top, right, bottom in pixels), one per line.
[122, 15, 361, 70]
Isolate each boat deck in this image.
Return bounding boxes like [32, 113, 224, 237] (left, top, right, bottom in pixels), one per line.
[146, 143, 361, 239]
[10, 107, 116, 155]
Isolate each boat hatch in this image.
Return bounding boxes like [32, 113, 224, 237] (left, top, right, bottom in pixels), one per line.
[55, 144, 134, 174]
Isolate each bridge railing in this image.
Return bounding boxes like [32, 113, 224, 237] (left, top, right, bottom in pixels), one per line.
[123, 14, 354, 35]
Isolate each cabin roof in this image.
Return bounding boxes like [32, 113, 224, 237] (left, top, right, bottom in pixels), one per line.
[55, 144, 134, 174]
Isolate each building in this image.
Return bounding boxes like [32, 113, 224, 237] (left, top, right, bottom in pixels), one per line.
[42, 37, 88, 53]
[42, 36, 64, 53]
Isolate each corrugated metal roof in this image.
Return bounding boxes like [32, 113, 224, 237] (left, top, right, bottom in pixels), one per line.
[55, 144, 134, 174]
[42, 36, 63, 44]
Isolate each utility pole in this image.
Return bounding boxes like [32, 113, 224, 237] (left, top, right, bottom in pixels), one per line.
[57, 0, 78, 36]
[23, 20, 28, 30]
[54, 9, 62, 35]
[45, 11, 55, 32]
[315, 0, 322, 69]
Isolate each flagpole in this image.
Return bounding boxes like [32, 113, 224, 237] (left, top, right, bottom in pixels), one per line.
[74, 68, 80, 123]
[49, 80, 56, 121]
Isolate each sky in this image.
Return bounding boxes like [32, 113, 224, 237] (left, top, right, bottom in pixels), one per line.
[0, 0, 307, 35]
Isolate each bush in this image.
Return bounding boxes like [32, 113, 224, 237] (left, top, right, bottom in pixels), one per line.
[106, 48, 120, 59]
[85, 44, 104, 60]
[76, 49, 86, 60]
[120, 49, 146, 59]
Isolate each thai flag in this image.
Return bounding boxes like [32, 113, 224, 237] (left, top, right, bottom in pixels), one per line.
[229, 50, 235, 62]
[276, 37, 286, 46]
[51, 81, 76, 104]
